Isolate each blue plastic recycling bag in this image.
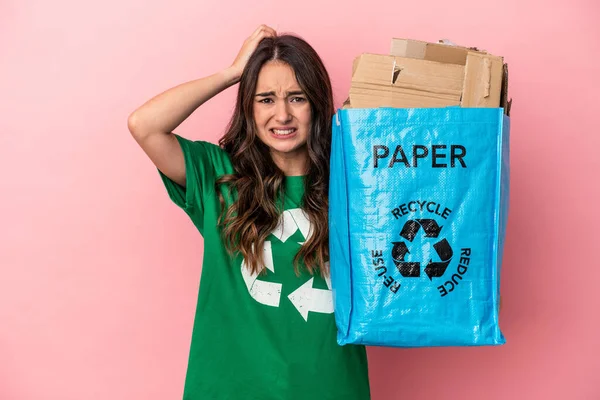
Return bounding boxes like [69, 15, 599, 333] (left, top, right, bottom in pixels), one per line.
[329, 107, 509, 347]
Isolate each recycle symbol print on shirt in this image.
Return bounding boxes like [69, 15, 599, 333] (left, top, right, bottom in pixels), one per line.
[240, 208, 333, 321]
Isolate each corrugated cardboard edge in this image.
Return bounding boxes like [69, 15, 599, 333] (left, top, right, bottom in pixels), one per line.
[460, 52, 504, 109]
[500, 63, 512, 116]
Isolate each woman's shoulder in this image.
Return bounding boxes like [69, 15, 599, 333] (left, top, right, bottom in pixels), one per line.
[176, 135, 231, 163]
[185, 139, 234, 177]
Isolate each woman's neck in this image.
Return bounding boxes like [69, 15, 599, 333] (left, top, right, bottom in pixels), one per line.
[270, 148, 308, 176]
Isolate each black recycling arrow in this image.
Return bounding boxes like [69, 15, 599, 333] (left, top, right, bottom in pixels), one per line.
[391, 241, 409, 260]
[400, 220, 421, 242]
[424, 239, 454, 280]
[416, 219, 442, 238]
[391, 241, 420, 277]
[399, 219, 443, 242]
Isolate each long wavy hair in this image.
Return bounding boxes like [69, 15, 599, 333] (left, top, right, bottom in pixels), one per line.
[216, 35, 334, 277]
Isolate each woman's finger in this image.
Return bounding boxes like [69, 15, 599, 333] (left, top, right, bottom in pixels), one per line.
[255, 27, 276, 41]
[251, 24, 269, 39]
[263, 26, 276, 37]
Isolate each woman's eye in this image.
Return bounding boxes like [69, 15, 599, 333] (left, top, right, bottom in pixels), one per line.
[291, 97, 306, 103]
[259, 98, 274, 104]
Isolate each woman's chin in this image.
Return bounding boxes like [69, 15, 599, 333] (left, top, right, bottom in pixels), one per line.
[268, 142, 308, 157]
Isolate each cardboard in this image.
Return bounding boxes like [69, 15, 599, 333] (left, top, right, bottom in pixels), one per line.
[345, 38, 510, 114]
[500, 62, 512, 116]
[390, 38, 486, 65]
[461, 52, 504, 108]
[347, 53, 463, 109]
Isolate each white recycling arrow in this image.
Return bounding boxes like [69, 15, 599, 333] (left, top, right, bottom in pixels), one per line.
[240, 241, 282, 307]
[287, 274, 333, 321]
[271, 209, 312, 243]
[287, 208, 312, 242]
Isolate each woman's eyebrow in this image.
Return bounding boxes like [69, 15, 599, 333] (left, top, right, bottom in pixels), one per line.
[255, 91, 275, 97]
[255, 90, 305, 97]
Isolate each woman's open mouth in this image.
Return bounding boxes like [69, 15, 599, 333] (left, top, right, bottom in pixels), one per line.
[270, 128, 297, 138]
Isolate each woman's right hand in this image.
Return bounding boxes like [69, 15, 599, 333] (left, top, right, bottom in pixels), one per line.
[229, 25, 277, 82]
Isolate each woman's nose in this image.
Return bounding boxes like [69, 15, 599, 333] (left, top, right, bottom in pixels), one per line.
[274, 100, 292, 124]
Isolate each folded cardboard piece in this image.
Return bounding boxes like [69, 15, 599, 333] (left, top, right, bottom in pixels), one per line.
[344, 38, 511, 115]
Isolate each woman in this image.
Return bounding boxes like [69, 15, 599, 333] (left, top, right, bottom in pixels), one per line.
[128, 25, 370, 400]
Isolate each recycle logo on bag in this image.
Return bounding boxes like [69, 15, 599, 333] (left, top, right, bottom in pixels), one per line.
[369, 200, 473, 298]
[391, 219, 453, 280]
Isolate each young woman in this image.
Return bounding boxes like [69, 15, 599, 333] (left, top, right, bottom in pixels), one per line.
[128, 25, 370, 400]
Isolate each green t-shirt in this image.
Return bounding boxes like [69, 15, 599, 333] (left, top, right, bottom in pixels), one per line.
[158, 134, 370, 400]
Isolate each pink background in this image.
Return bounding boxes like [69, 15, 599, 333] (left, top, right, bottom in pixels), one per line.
[2, 0, 599, 399]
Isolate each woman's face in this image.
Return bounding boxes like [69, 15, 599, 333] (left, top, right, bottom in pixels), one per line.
[252, 61, 312, 167]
